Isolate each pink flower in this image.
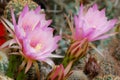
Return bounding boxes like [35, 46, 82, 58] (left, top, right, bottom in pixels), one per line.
[10, 5, 62, 73]
[74, 4, 117, 41]
[11, 5, 52, 46]
[21, 26, 61, 72]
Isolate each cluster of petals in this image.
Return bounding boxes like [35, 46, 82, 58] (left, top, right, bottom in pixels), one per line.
[74, 4, 117, 42]
[10, 5, 61, 72]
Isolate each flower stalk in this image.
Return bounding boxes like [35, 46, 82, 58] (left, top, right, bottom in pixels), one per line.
[62, 38, 88, 68]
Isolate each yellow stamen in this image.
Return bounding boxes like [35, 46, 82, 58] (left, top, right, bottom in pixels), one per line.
[35, 43, 42, 52]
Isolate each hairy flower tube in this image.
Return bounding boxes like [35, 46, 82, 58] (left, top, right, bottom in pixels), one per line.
[62, 38, 88, 67]
[73, 4, 117, 42]
[47, 64, 72, 80]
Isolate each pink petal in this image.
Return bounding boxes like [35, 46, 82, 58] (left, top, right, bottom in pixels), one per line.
[74, 28, 84, 40]
[92, 4, 98, 10]
[45, 20, 52, 27]
[100, 9, 105, 17]
[22, 39, 36, 57]
[74, 16, 78, 28]
[15, 25, 26, 39]
[84, 28, 95, 37]
[21, 11, 41, 31]
[90, 19, 117, 41]
[35, 6, 41, 14]
[36, 52, 51, 59]
[92, 32, 118, 41]
[18, 5, 29, 24]
[40, 19, 52, 28]
[101, 19, 117, 33]
[54, 36, 61, 43]
[78, 4, 83, 16]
